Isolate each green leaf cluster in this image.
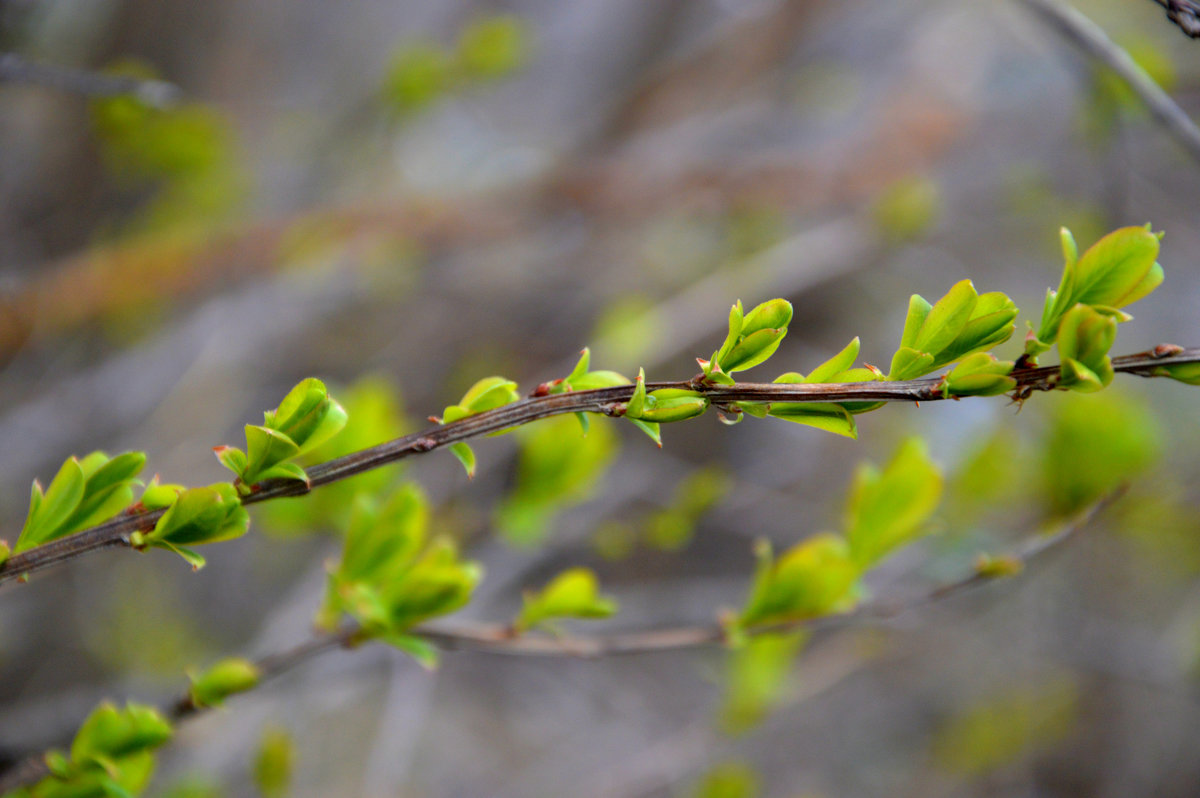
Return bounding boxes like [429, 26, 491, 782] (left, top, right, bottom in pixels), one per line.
[381, 14, 532, 115]
[1030, 226, 1163, 391]
[1034, 225, 1163, 351]
[513, 568, 617, 633]
[737, 439, 942, 630]
[131, 484, 250, 570]
[215, 378, 347, 493]
[256, 376, 411, 534]
[14, 451, 146, 555]
[26, 702, 171, 798]
[186, 658, 261, 709]
[701, 299, 793, 383]
[320, 485, 481, 667]
[888, 279, 1017, 381]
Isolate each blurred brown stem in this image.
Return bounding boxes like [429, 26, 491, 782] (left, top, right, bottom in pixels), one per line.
[1018, 0, 1200, 164]
[0, 345, 1194, 587]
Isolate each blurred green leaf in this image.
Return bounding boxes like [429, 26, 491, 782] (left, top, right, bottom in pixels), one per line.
[252, 726, 294, 798]
[739, 536, 860, 629]
[187, 659, 261, 709]
[515, 568, 617, 632]
[692, 761, 761, 798]
[844, 438, 942, 569]
[495, 415, 617, 545]
[457, 15, 532, 81]
[872, 176, 940, 242]
[932, 679, 1078, 775]
[719, 632, 807, 734]
[382, 42, 455, 114]
[1040, 391, 1161, 516]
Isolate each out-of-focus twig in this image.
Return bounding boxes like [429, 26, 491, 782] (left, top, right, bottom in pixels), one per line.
[1149, 0, 1200, 38]
[1016, 0, 1200, 166]
[0, 53, 181, 107]
[0, 491, 1123, 792]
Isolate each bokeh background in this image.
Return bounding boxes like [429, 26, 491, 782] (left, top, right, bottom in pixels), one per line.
[1, 0, 1199, 796]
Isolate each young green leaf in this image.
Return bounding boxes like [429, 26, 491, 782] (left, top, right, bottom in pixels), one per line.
[514, 568, 618, 632]
[137, 484, 250, 569]
[252, 726, 294, 798]
[70, 701, 172, 766]
[704, 299, 792, 378]
[942, 353, 1016, 397]
[187, 658, 261, 708]
[738, 535, 861, 629]
[15, 451, 147, 553]
[888, 281, 1017, 380]
[844, 438, 943, 569]
[1035, 225, 1163, 348]
[1056, 303, 1117, 392]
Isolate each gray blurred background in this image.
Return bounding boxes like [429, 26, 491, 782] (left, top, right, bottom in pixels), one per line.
[1, 0, 1199, 796]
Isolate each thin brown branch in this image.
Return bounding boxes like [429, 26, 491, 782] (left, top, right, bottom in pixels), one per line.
[0, 346, 1193, 587]
[1148, 0, 1200, 38]
[0, 53, 181, 107]
[1017, 0, 1200, 165]
[0, 491, 1121, 792]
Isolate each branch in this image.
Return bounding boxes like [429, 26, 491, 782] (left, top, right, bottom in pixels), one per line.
[0, 346, 1193, 586]
[1148, 0, 1200, 38]
[0, 492, 1122, 793]
[1016, 0, 1200, 166]
[0, 53, 181, 108]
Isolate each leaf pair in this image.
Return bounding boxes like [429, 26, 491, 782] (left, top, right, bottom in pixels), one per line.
[750, 337, 883, 438]
[33, 701, 171, 798]
[888, 280, 1017, 381]
[321, 485, 482, 667]
[14, 451, 146, 555]
[131, 484, 250, 570]
[434, 376, 521, 478]
[216, 378, 348, 493]
[701, 299, 793, 383]
[1031, 225, 1164, 354]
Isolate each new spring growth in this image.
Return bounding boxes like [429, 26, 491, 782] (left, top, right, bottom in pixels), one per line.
[187, 658, 262, 708]
[888, 279, 1018, 381]
[434, 375, 521, 477]
[216, 378, 348, 493]
[621, 368, 709, 446]
[1030, 225, 1164, 356]
[513, 567, 618, 634]
[701, 298, 793, 384]
[1056, 304, 1117, 393]
[14, 451, 146, 554]
[130, 483, 250, 570]
[37, 701, 172, 797]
